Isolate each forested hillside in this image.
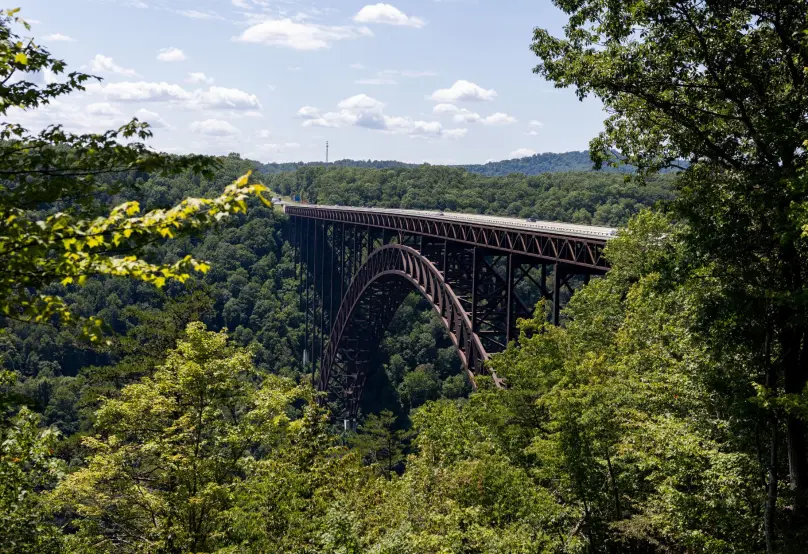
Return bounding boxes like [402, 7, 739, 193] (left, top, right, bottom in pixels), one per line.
[266, 165, 673, 226]
[1, 160, 667, 441]
[258, 150, 628, 178]
[461, 150, 625, 176]
[3, 2, 808, 553]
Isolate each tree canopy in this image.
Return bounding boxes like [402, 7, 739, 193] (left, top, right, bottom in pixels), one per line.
[3, 2, 808, 553]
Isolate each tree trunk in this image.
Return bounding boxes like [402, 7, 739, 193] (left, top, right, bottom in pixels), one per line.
[786, 416, 807, 513]
[765, 330, 778, 554]
[783, 327, 808, 522]
[767, 421, 779, 554]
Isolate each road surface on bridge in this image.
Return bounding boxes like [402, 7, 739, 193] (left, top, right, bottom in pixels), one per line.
[281, 202, 617, 241]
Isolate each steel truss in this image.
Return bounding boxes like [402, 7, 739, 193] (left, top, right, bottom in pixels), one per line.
[288, 214, 607, 423]
[285, 205, 609, 271]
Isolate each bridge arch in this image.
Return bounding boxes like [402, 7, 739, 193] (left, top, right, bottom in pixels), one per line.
[318, 244, 490, 420]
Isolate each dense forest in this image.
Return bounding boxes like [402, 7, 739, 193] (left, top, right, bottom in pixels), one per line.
[265, 164, 673, 225]
[259, 150, 628, 178]
[3, 1, 808, 553]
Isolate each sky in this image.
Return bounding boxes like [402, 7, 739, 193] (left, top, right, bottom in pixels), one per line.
[9, 0, 607, 165]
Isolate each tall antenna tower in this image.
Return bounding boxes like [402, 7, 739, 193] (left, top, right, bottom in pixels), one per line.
[326, 141, 329, 164]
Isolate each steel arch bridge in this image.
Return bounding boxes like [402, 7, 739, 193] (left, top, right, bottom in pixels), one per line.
[285, 204, 615, 423]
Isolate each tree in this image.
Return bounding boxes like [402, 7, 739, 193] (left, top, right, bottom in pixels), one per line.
[51, 322, 315, 553]
[532, 0, 808, 547]
[0, 372, 63, 554]
[398, 365, 441, 411]
[349, 410, 410, 478]
[0, 9, 271, 341]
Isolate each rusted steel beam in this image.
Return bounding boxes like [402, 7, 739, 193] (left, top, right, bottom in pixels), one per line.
[285, 206, 609, 272]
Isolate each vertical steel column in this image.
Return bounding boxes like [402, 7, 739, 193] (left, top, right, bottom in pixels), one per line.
[505, 253, 514, 344]
[303, 218, 311, 367]
[442, 239, 449, 275]
[293, 216, 300, 282]
[366, 226, 374, 260]
[353, 225, 359, 276]
[541, 263, 547, 294]
[340, 222, 346, 305]
[318, 221, 326, 378]
[311, 220, 319, 377]
[471, 247, 479, 332]
[328, 223, 335, 330]
[553, 263, 562, 326]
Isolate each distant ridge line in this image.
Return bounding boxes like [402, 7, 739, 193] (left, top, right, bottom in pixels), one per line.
[255, 150, 634, 177]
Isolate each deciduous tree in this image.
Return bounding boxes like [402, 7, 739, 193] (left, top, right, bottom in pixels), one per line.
[532, 1, 808, 546]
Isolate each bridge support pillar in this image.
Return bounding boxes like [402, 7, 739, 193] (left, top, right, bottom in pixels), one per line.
[553, 263, 562, 326]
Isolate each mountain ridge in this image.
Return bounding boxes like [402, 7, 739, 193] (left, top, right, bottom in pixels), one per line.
[255, 150, 631, 177]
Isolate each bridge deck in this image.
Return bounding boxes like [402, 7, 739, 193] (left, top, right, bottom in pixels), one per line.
[282, 203, 616, 240]
[284, 203, 615, 271]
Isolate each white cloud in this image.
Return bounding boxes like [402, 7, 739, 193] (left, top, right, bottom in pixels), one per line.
[356, 111, 387, 130]
[357, 69, 433, 86]
[430, 80, 497, 102]
[433, 103, 460, 114]
[136, 108, 170, 129]
[157, 47, 186, 62]
[526, 130, 539, 136]
[90, 54, 138, 77]
[382, 69, 435, 78]
[338, 94, 385, 111]
[297, 106, 321, 119]
[300, 95, 464, 139]
[90, 81, 261, 112]
[350, 63, 365, 70]
[444, 128, 468, 139]
[529, 120, 544, 128]
[92, 81, 189, 102]
[42, 33, 75, 42]
[303, 111, 359, 128]
[433, 104, 514, 125]
[258, 142, 301, 153]
[481, 112, 517, 125]
[11, 98, 99, 133]
[257, 129, 272, 138]
[231, 0, 250, 7]
[510, 148, 535, 158]
[453, 110, 481, 123]
[86, 102, 124, 118]
[177, 10, 221, 20]
[354, 4, 425, 28]
[384, 116, 465, 139]
[433, 104, 481, 123]
[236, 18, 372, 51]
[196, 87, 260, 110]
[190, 119, 239, 137]
[356, 77, 397, 85]
[187, 72, 214, 85]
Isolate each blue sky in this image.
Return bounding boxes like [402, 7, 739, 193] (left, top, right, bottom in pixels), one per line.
[10, 0, 607, 164]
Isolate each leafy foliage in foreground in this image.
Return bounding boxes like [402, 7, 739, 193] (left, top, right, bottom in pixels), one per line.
[532, 0, 808, 546]
[0, 9, 270, 341]
[52, 323, 329, 553]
